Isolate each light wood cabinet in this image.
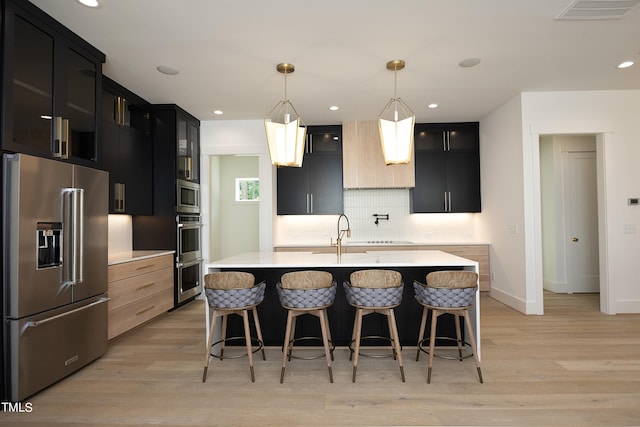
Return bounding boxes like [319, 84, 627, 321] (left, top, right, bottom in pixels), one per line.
[108, 254, 174, 339]
[274, 244, 490, 291]
[342, 120, 415, 188]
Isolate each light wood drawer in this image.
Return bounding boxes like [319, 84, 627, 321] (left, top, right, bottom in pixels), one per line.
[108, 254, 173, 283]
[108, 287, 173, 340]
[108, 267, 173, 312]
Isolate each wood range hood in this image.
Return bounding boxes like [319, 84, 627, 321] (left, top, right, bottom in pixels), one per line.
[341, 120, 415, 189]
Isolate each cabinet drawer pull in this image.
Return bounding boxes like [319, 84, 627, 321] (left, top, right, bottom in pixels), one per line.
[135, 264, 155, 271]
[136, 305, 156, 316]
[136, 282, 155, 291]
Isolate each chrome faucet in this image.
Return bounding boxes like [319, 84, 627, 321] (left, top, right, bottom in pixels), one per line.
[335, 214, 351, 257]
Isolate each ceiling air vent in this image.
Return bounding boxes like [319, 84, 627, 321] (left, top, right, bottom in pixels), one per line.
[557, 0, 640, 19]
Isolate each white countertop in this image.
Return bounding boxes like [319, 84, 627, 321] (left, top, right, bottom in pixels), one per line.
[274, 241, 491, 248]
[206, 250, 478, 269]
[108, 250, 175, 266]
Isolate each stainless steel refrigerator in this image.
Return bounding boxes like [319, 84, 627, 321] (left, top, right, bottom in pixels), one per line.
[2, 153, 109, 401]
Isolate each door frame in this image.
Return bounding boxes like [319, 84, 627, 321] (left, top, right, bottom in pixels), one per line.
[530, 129, 612, 314]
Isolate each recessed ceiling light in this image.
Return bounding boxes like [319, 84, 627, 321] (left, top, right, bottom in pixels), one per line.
[459, 58, 481, 68]
[328, 105, 339, 111]
[428, 103, 439, 109]
[156, 65, 179, 75]
[76, 0, 101, 8]
[213, 110, 224, 115]
[617, 60, 635, 69]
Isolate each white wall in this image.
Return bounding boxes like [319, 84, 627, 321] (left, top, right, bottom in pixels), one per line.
[481, 90, 640, 314]
[475, 94, 530, 312]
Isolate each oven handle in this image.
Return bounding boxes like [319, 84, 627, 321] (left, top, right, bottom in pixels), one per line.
[177, 258, 203, 269]
[177, 222, 202, 228]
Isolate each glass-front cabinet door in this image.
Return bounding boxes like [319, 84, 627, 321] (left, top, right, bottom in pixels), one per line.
[9, 15, 54, 154]
[177, 115, 199, 182]
[2, 0, 104, 165]
[66, 48, 97, 162]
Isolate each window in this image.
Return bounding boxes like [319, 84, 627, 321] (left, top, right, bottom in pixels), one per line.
[235, 178, 259, 202]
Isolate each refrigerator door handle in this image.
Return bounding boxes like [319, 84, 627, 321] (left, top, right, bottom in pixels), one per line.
[74, 188, 84, 284]
[63, 188, 85, 285]
[21, 297, 109, 334]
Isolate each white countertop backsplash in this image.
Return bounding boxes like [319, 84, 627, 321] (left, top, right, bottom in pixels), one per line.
[274, 189, 483, 247]
[108, 214, 133, 256]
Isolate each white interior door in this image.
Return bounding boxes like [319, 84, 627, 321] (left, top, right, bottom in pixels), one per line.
[562, 151, 599, 293]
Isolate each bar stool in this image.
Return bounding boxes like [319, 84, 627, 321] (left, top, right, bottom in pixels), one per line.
[202, 271, 266, 383]
[413, 270, 483, 383]
[344, 269, 405, 382]
[277, 270, 336, 383]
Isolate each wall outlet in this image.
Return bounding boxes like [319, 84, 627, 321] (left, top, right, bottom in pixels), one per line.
[509, 224, 518, 234]
[424, 232, 433, 239]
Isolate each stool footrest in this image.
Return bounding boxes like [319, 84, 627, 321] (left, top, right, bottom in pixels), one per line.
[283, 336, 335, 360]
[349, 335, 402, 359]
[417, 336, 474, 360]
[210, 336, 264, 360]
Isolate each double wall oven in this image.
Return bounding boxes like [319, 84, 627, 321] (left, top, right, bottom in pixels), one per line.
[176, 211, 202, 304]
[175, 178, 202, 304]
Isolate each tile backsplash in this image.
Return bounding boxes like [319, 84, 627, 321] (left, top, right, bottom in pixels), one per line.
[274, 189, 480, 246]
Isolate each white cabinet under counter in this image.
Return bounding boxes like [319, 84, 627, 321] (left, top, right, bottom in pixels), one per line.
[107, 251, 174, 340]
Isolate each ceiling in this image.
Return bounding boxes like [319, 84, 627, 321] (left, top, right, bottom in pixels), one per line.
[30, 0, 640, 125]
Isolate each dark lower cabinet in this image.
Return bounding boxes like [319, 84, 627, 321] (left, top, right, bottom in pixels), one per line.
[412, 122, 481, 213]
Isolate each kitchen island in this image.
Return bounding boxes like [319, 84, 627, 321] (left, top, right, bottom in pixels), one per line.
[205, 250, 481, 357]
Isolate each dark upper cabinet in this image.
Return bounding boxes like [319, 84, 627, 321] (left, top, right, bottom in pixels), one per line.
[150, 105, 200, 184]
[411, 122, 481, 213]
[177, 114, 200, 183]
[151, 104, 200, 185]
[277, 125, 343, 215]
[100, 76, 152, 215]
[1, 0, 105, 166]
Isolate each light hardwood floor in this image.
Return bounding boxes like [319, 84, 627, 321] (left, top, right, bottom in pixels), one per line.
[3, 293, 640, 426]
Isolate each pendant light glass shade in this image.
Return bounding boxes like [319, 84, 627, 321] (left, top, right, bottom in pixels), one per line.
[377, 60, 415, 165]
[264, 63, 307, 167]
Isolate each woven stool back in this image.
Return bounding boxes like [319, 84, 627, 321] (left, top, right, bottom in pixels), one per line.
[425, 271, 477, 289]
[349, 269, 402, 289]
[281, 270, 333, 290]
[204, 271, 255, 290]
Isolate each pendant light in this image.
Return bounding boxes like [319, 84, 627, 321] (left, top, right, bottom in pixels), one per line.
[264, 63, 307, 167]
[377, 59, 415, 165]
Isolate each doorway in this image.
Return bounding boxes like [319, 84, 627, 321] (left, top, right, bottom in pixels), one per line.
[209, 155, 260, 260]
[540, 135, 599, 298]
